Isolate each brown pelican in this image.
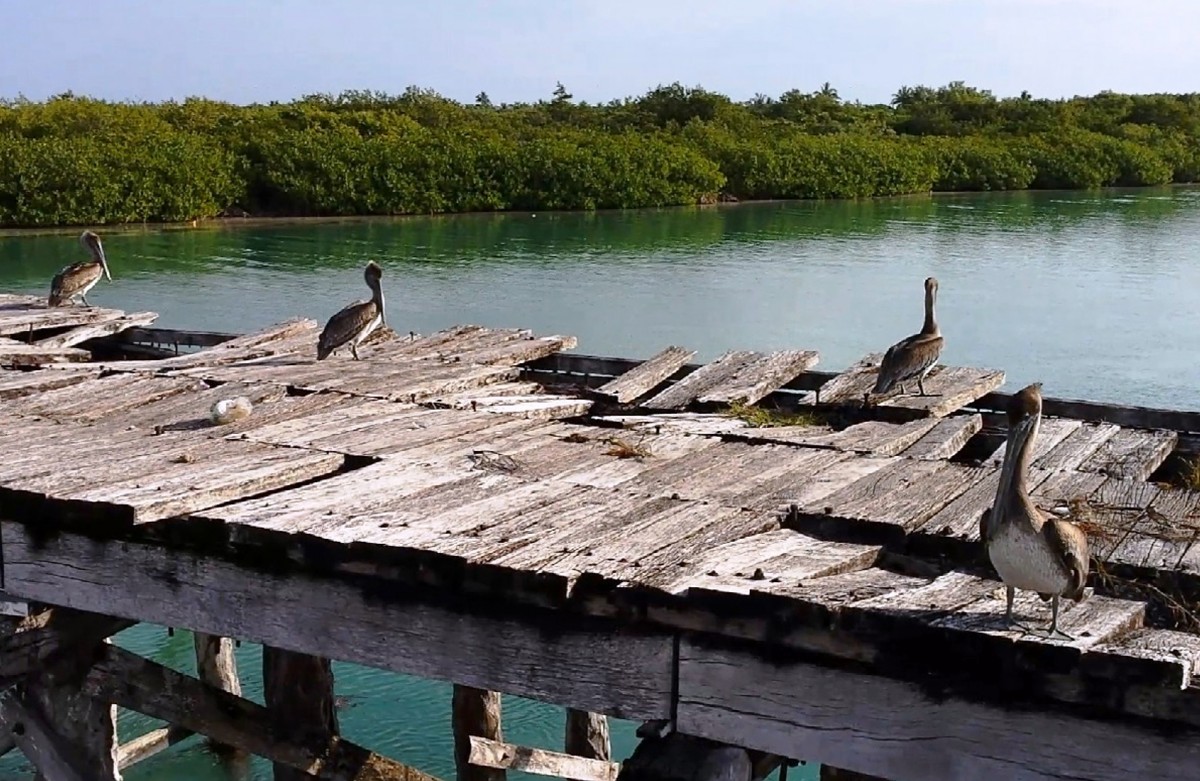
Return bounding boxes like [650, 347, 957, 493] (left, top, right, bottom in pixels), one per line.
[981, 382, 1090, 638]
[48, 231, 110, 307]
[871, 276, 943, 397]
[317, 260, 385, 361]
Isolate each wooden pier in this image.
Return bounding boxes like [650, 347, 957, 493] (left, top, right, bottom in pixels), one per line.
[2, 292, 1200, 780]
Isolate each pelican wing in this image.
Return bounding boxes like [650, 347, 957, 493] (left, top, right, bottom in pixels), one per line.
[873, 333, 945, 394]
[1043, 518, 1089, 601]
[317, 299, 380, 359]
[49, 261, 103, 304]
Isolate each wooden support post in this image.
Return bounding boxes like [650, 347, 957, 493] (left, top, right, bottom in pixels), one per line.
[565, 710, 611, 762]
[263, 645, 338, 781]
[25, 676, 121, 780]
[0, 688, 98, 781]
[194, 631, 243, 756]
[453, 685, 505, 781]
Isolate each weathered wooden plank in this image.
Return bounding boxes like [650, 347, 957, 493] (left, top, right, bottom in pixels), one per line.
[264, 646, 339, 781]
[471, 736, 618, 781]
[34, 311, 159, 348]
[3, 525, 676, 721]
[117, 726, 195, 769]
[0, 368, 100, 400]
[899, 413, 983, 461]
[917, 466, 1051, 542]
[696, 350, 821, 406]
[594, 346, 697, 404]
[816, 352, 1005, 419]
[839, 571, 997, 633]
[1077, 427, 1179, 481]
[0, 300, 132, 338]
[4, 440, 346, 526]
[3, 371, 201, 422]
[676, 637, 1200, 781]
[82, 643, 439, 781]
[1084, 628, 1200, 690]
[448, 333, 578, 367]
[0, 342, 91, 367]
[641, 351, 763, 410]
[932, 588, 1145, 652]
[792, 459, 987, 543]
[591, 414, 750, 437]
[26, 665, 121, 779]
[736, 419, 938, 457]
[981, 418, 1083, 468]
[1033, 422, 1122, 473]
[644, 529, 881, 595]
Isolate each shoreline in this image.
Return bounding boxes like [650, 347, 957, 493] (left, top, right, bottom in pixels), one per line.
[0, 183, 1193, 239]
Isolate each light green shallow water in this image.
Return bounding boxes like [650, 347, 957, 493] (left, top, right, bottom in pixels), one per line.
[2, 188, 1199, 778]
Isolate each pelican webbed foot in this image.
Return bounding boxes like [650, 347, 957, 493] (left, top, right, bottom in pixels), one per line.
[1044, 595, 1076, 641]
[350, 344, 361, 360]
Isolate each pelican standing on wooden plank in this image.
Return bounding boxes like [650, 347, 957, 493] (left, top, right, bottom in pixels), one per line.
[982, 382, 1090, 638]
[871, 276, 943, 398]
[317, 260, 386, 360]
[48, 230, 110, 307]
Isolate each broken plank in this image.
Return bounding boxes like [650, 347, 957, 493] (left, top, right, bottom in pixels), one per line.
[816, 352, 1005, 419]
[1077, 427, 1179, 481]
[469, 736, 619, 781]
[0, 342, 91, 367]
[0, 301, 132, 338]
[898, 413, 983, 460]
[696, 350, 821, 406]
[641, 351, 763, 410]
[594, 346, 697, 404]
[34, 311, 159, 348]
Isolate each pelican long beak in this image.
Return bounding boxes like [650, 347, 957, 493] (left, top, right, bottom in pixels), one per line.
[998, 413, 1038, 490]
[96, 242, 111, 280]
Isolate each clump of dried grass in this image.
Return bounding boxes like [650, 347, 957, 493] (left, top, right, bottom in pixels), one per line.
[723, 399, 825, 428]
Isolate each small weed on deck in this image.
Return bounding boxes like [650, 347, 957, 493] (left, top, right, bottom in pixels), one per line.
[723, 399, 826, 428]
[1175, 457, 1200, 491]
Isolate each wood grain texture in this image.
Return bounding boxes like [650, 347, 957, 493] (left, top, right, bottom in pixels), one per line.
[0, 689, 98, 781]
[34, 310, 159, 348]
[898, 414, 982, 460]
[734, 419, 939, 457]
[676, 637, 1200, 781]
[456, 688, 505, 781]
[25, 664, 121, 780]
[0, 368, 100, 400]
[816, 352, 1005, 419]
[696, 350, 820, 405]
[594, 346, 696, 404]
[2, 525, 675, 722]
[0, 342, 91, 367]
[641, 351, 763, 410]
[793, 459, 987, 541]
[980, 418, 1083, 468]
[471, 736, 617, 781]
[565, 710, 611, 762]
[1031, 422, 1122, 473]
[1076, 427, 1179, 481]
[264, 646, 339, 781]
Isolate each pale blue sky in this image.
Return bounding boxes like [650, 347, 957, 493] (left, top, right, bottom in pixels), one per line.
[2, 0, 1197, 106]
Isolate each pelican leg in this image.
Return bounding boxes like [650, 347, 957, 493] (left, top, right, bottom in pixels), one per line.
[916, 376, 942, 397]
[1003, 586, 1033, 633]
[80, 293, 90, 307]
[1045, 594, 1076, 641]
[350, 343, 360, 361]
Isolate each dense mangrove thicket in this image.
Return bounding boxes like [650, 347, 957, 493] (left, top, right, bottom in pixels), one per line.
[1, 82, 1199, 227]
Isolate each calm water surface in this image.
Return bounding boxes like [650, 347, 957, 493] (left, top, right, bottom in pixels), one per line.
[1, 188, 1198, 778]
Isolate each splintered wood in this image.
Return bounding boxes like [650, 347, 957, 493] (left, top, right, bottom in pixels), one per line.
[0, 295, 157, 365]
[816, 352, 1004, 418]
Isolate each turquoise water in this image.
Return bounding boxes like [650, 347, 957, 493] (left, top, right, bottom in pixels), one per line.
[2, 188, 1199, 778]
